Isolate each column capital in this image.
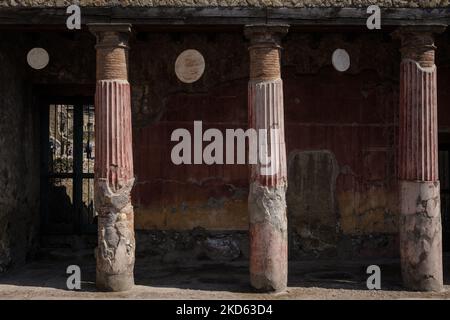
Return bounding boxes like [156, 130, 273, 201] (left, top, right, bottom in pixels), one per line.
[392, 25, 446, 68]
[245, 24, 289, 81]
[244, 24, 289, 49]
[89, 23, 132, 81]
[88, 23, 132, 50]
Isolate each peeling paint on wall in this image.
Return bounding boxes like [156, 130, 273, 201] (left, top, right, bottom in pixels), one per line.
[3, 29, 450, 262]
[287, 150, 339, 257]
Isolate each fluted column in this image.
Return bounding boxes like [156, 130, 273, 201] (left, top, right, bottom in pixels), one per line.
[89, 24, 135, 292]
[394, 26, 446, 292]
[245, 25, 289, 292]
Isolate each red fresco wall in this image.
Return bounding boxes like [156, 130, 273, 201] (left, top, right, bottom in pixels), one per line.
[130, 31, 402, 256]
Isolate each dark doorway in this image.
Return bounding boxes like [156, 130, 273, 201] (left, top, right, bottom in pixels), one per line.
[439, 132, 450, 252]
[40, 97, 96, 235]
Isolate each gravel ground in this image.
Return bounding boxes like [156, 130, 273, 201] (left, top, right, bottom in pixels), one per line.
[0, 255, 449, 300]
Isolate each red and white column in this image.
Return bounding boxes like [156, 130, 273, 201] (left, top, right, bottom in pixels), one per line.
[245, 25, 289, 292]
[89, 24, 135, 292]
[394, 26, 445, 292]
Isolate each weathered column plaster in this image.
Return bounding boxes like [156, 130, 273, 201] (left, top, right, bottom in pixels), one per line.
[394, 26, 446, 292]
[245, 24, 289, 292]
[89, 24, 135, 292]
[399, 181, 442, 291]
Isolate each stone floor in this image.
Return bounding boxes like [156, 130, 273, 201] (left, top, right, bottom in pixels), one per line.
[0, 252, 449, 299]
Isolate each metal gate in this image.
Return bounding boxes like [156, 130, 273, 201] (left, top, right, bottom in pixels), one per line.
[40, 98, 96, 234]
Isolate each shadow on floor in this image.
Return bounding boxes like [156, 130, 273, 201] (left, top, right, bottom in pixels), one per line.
[0, 251, 449, 294]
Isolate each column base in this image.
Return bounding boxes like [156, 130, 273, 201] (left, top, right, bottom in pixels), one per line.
[249, 182, 288, 292]
[399, 180, 443, 292]
[96, 270, 134, 292]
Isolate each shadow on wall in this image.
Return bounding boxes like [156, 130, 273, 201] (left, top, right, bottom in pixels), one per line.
[287, 150, 340, 259]
[287, 149, 399, 260]
[0, 44, 40, 273]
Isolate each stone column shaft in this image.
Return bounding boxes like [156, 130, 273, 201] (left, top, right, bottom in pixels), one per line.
[89, 24, 135, 292]
[394, 26, 445, 292]
[245, 25, 289, 292]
